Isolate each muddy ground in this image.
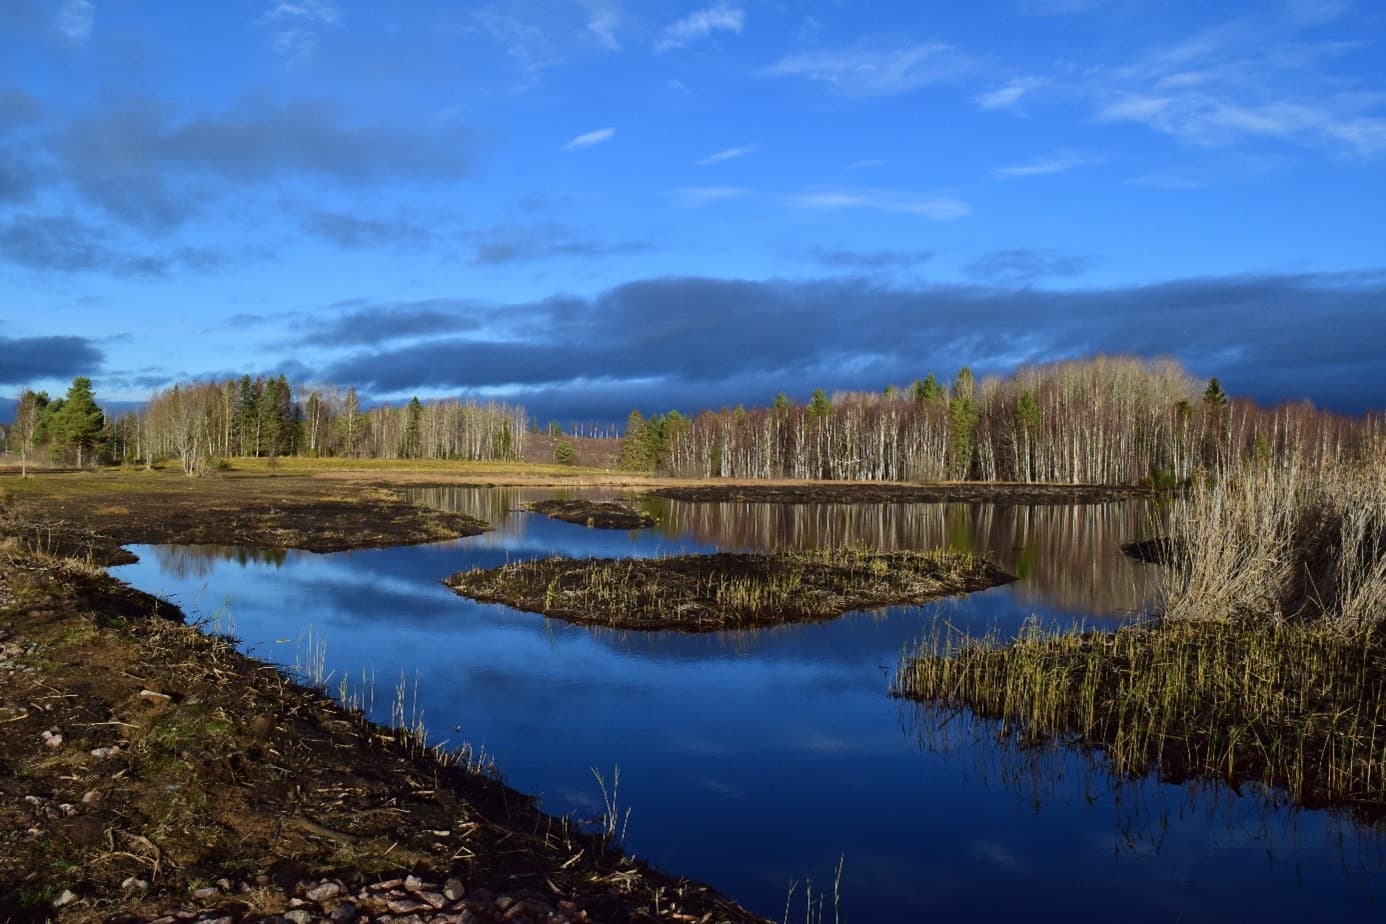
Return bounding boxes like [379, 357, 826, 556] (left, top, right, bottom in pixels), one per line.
[0, 470, 766, 923]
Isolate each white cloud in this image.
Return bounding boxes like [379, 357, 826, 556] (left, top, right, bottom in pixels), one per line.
[563, 127, 616, 150]
[265, 1, 341, 25]
[585, 4, 621, 50]
[846, 159, 887, 170]
[695, 144, 758, 165]
[994, 152, 1094, 177]
[673, 186, 752, 206]
[656, 4, 744, 52]
[763, 42, 972, 97]
[260, 1, 342, 63]
[668, 79, 693, 94]
[788, 189, 970, 220]
[1084, 18, 1386, 156]
[56, 1, 94, 43]
[975, 77, 1047, 110]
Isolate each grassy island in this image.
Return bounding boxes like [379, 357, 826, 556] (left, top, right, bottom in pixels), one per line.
[522, 498, 657, 529]
[446, 548, 1014, 631]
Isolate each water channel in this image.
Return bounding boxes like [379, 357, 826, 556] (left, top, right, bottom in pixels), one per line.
[111, 489, 1385, 921]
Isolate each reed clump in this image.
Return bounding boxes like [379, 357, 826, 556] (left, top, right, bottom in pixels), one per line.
[898, 449, 1386, 817]
[445, 547, 1013, 631]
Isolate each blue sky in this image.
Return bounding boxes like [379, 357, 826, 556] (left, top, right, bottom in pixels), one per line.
[2, 0, 1384, 421]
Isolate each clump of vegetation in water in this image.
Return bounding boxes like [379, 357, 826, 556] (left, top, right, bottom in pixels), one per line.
[897, 450, 1386, 818]
[446, 547, 1013, 632]
[522, 498, 655, 529]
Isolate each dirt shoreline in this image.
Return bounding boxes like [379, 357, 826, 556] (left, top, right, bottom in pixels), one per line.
[0, 470, 768, 923]
[647, 482, 1154, 506]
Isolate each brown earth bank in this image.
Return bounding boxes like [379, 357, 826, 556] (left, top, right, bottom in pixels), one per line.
[519, 501, 656, 531]
[646, 482, 1155, 506]
[0, 471, 489, 567]
[0, 471, 767, 923]
[445, 550, 1014, 632]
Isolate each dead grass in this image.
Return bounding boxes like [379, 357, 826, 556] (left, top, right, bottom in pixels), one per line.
[897, 449, 1386, 819]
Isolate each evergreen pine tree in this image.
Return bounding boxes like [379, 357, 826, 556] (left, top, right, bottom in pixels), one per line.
[50, 377, 104, 467]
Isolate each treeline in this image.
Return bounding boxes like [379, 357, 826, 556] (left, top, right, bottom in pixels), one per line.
[9, 375, 527, 475]
[622, 356, 1378, 484]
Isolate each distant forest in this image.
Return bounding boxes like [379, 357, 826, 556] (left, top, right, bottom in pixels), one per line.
[7, 375, 528, 475]
[4, 356, 1379, 483]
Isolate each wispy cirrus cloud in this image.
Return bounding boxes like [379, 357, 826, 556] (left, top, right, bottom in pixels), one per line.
[788, 188, 970, 220]
[672, 186, 752, 207]
[55, 0, 94, 44]
[974, 77, 1048, 110]
[656, 4, 744, 52]
[584, 3, 621, 50]
[994, 152, 1095, 177]
[695, 144, 758, 165]
[1086, 18, 1386, 156]
[259, 1, 342, 64]
[763, 41, 972, 97]
[562, 126, 615, 150]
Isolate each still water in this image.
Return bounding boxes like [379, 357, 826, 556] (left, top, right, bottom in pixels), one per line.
[112, 489, 1384, 921]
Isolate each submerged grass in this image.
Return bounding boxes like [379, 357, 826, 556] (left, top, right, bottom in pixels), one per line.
[446, 547, 1013, 631]
[896, 617, 1386, 816]
[897, 449, 1386, 819]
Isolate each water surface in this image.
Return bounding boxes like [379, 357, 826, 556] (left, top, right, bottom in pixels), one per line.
[113, 489, 1384, 921]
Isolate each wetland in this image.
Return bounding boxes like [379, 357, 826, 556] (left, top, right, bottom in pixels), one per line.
[97, 482, 1386, 921]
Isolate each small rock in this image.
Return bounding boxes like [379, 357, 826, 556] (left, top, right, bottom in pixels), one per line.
[387, 899, 429, 915]
[200, 917, 234, 924]
[51, 890, 78, 909]
[217, 878, 233, 891]
[329, 903, 359, 922]
[307, 881, 343, 902]
[372, 879, 404, 892]
[403, 875, 425, 892]
[417, 892, 446, 910]
[494, 896, 515, 913]
[90, 745, 121, 759]
[41, 729, 63, 748]
[121, 877, 150, 890]
[443, 879, 465, 902]
[284, 910, 314, 924]
[82, 789, 102, 804]
[192, 886, 219, 900]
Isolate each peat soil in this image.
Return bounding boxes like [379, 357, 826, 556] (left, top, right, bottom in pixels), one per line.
[0, 473, 766, 923]
[0, 472, 488, 566]
[648, 482, 1154, 506]
[519, 500, 656, 530]
[446, 550, 1014, 632]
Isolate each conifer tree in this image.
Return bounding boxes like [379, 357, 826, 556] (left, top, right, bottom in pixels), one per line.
[50, 377, 104, 467]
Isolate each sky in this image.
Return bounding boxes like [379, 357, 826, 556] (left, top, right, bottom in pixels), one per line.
[1, 0, 1385, 423]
